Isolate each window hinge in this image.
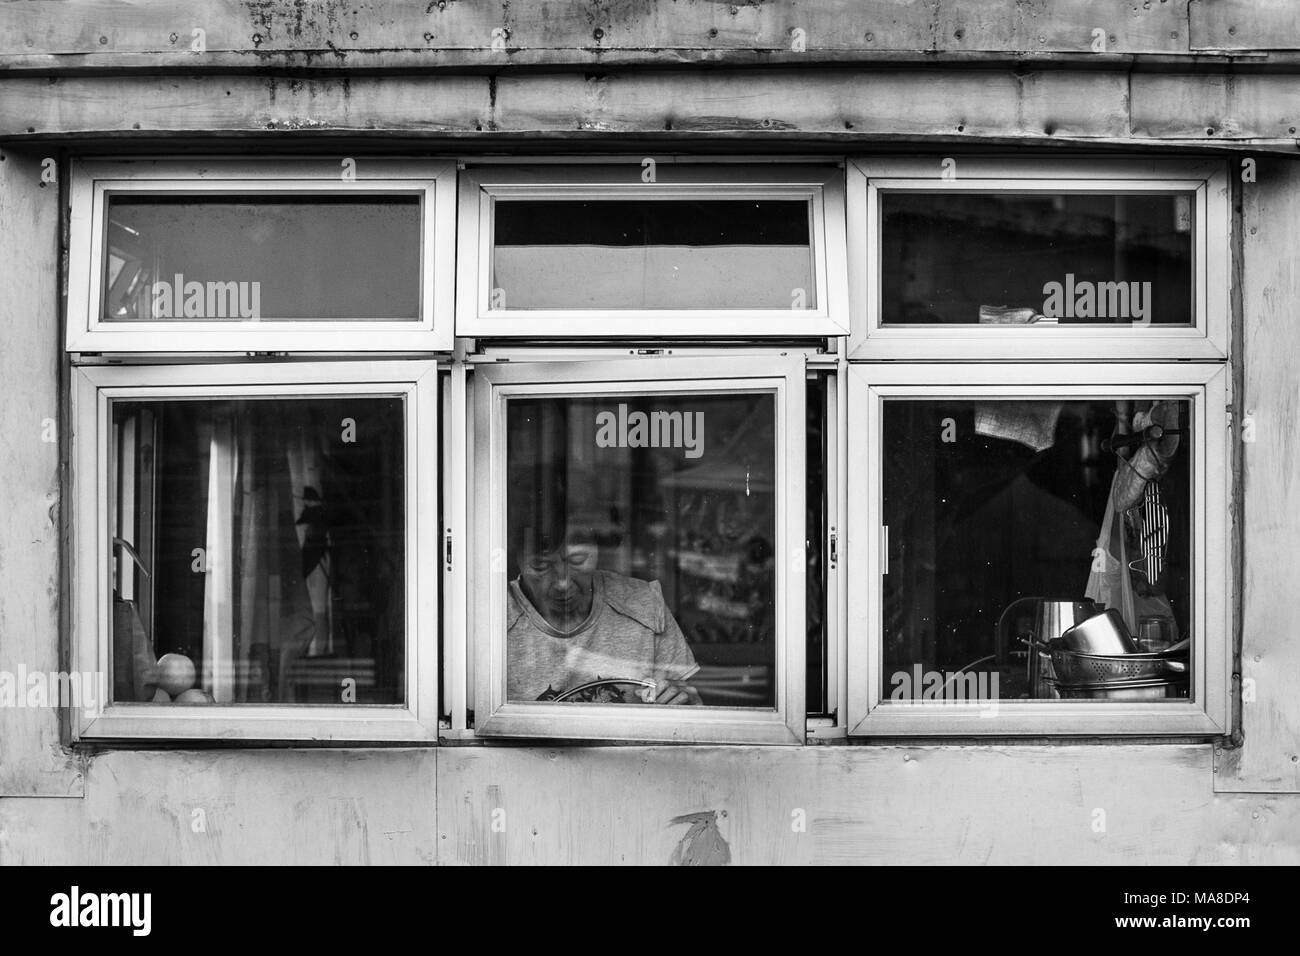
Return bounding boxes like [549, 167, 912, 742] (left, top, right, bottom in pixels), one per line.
[444, 531, 453, 571]
[881, 525, 889, 576]
[828, 528, 838, 568]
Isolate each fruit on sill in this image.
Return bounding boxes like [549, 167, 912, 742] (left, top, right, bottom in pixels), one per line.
[157, 653, 196, 696]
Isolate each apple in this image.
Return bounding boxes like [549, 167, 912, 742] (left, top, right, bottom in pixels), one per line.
[174, 688, 213, 704]
[151, 687, 171, 703]
[156, 653, 196, 696]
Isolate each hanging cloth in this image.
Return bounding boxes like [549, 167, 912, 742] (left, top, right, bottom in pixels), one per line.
[1084, 402, 1181, 633]
[112, 595, 159, 702]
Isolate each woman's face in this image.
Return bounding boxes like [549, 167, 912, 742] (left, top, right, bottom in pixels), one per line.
[517, 538, 599, 625]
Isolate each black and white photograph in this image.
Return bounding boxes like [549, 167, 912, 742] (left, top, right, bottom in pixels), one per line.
[0, 0, 1291, 911]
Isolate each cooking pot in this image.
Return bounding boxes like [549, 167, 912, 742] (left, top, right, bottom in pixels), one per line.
[996, 597, 1105, 698]
[1059, 607, 1139, 655]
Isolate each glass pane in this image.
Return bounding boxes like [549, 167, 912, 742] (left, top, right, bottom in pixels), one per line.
[880, 192, 1194, 326]
[110, 397, 406, 705]
[805, 376, 828, 714]
[102, 195, 422, 321]
[881, 398, 1191, 703]
[505, 391, 777, 707]
[492, 199, 815, 310]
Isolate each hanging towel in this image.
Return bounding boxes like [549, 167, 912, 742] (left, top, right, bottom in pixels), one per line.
[112, 596, 160, 702]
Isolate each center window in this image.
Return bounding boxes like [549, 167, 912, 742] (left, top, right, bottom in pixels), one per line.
[470, 356, 807, 744]
[505, 392, 777, 707]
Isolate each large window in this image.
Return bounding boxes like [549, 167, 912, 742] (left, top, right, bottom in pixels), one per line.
[846, 367, 1228, 736]
[71, 362, 440, 741]
[844, 157, 1231, 736]
[65, 153, 1234, 745]
[881, 396, 1193, 702]
[467, 356, 807, 744]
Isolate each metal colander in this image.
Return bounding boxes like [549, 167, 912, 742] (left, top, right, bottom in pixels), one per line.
[1049, 648, 1186, 684]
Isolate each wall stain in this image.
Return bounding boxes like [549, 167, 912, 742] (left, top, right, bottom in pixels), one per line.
[669, 809, 730, 865]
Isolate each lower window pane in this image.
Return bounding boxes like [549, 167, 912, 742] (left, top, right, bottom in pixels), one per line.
[110, 397, 405, 705]
[882, 398, 1191, 702]
[506, 392, 777, 707]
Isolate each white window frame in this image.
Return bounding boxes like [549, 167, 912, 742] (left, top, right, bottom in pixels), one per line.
[67, 159, 456, 353]
[456, 162, 850, 338]
[804, 363, 845, 734]
[70, 360, 441, 742]
[468, 354, 807, 744]
[846, 362, 1230, 736]
[847, 157, 1230, 361]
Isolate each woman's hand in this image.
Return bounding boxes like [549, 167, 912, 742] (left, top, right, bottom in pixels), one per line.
[645, 679, 703, 706]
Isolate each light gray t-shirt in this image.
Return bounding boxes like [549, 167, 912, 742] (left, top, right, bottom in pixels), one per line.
[507, 570, 700, 702]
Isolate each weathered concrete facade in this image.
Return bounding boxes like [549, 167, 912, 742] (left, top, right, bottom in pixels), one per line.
[2, 0, 1299, 864]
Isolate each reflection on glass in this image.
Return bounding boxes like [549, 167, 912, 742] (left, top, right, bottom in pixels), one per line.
[506, 392, 777, 706]
[805, 377, 828, 714]
[102, 196, 422, 321]
[110, 397, 405, 705]
[880, 192, 1194, 326]
[492, 199, 815, 310]
[881, 398, 1191, 703]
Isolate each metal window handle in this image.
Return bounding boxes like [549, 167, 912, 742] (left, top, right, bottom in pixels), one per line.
[881, 525, 889, 576]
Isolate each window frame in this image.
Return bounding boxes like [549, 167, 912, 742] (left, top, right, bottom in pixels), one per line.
[70, 360, 441, 742]
[67, 158, 456, 353]
[845, 361, 1230, 737]
[846, 157, 1230, 361]
[467, 354, 808, 744]
[455, 162, 850, 338]
[56, 150, 1238, 749]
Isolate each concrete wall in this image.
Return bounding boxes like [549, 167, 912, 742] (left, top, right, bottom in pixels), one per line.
[1, 746, 1297, 865]
[2, 0, 1299, 864]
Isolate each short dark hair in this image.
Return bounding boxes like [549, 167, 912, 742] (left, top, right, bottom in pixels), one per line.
[508, 475, 599, 569]
[511, 518, 598, 558]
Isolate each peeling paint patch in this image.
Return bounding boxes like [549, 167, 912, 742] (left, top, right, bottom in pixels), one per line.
[669, 809, 731, 866]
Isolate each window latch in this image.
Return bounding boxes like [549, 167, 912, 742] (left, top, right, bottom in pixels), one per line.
[829, 528, 838, 568]
[444, 531, 453, 571]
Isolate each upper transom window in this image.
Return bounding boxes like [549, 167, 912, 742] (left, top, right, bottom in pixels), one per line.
[456, 162, 849, 338]
[67, 159, 456, 353]
[847, 158, 1229, 360]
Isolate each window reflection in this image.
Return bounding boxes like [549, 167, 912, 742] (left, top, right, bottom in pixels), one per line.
[880, 192, 1194, 326]
[110, 398, 405, 705]
[881, 398, 1191, 702]
[103, 196, 422, 321]
[506, 393, 777, 706]
[492, 199, 815, 311]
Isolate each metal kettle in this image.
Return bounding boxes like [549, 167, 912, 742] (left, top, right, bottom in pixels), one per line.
[996, 597, 1105, 698]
